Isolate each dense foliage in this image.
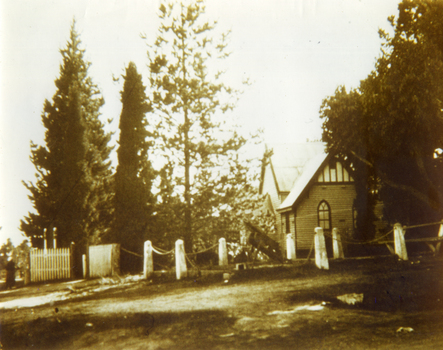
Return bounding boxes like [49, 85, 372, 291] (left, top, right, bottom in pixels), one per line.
[20, 23, 113, 249]
[20, 3, 268, 264]
[145, 0, 264, 252]
[109, 62, 155, 270]
[320, 0, 443, 237]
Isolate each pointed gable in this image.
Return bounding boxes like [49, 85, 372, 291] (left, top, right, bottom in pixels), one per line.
[267, 142, 326, 193]
[278, 155, 355, 212]
[278, 152, 329, 211]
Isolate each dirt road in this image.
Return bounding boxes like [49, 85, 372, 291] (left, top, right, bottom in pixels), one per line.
[1, 255, 443, 349]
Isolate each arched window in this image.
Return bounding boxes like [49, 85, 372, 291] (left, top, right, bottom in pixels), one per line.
[318, 200, 331, 230]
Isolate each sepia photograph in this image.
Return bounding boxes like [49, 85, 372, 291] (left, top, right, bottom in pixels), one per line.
[1, 0, 442, 348]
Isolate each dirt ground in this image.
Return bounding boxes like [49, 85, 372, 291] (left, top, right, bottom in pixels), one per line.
[1, 254, 443, 350]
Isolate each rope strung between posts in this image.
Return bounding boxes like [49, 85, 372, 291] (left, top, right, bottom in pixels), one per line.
[121, 245, 174, 257]
[121, 247, 143, 258]
[302, 236, 316, 265]
[298, 219, 443, 265]
[321, 228, 394, 245]
[152, 246, 175, 255]
[301, 229, 390, 265]
[151, 245, 170, 254]
[186, 243, 218, 256]
[403, 221, 443, 230]
[185, 253, 200, 270]
[314, 219, 442, 246]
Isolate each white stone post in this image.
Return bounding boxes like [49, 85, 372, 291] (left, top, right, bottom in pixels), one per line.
[436, 222, 443, 254]
[314, 227, 329, 270]
[143, 240, 154, 279]
[175, 239, 187, 280]
[286, 234, 296, 261]
[332, 228, 344, 259]
[219, 238, 228, 266]
[82, 254, 87, 278]
[394, 223, 408, 261]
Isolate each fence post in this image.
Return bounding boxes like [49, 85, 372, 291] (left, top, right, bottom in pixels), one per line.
[394, 223, 408, 261]
[286, 234, 296, 261]
[314, 227, 329, 270]
[82, 254, 87, 279]
[69, 242, 75, 279]
[436, 222, 443, 255]
[143, 240, 154, 279]
[175, 239, 187, 280]
[24, 252, 31, 285]
[332, 228, 344, 259]
[219, 238, 228, 266]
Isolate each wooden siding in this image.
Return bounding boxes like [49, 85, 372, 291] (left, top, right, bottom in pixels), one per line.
[89, 244, 120, 278]
[295, 183, 356, 250]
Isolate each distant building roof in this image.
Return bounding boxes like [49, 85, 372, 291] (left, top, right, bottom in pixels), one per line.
[278, 152, 329, 211]
[267, 142, 326, 193]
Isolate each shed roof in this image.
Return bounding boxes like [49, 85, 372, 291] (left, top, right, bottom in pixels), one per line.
[267, 142, 325, 193]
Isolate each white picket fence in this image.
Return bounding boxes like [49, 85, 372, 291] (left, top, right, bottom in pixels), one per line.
[30, 248, 71, 282]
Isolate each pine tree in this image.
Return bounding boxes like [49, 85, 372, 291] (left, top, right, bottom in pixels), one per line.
[20, 22, 113, 250]
[111, 62, 155, 269]
[145, 0, 256, 252]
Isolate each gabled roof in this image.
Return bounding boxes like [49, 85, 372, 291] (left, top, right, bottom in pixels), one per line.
[278, 152, 329, 212]
[266, 142, 326, 193]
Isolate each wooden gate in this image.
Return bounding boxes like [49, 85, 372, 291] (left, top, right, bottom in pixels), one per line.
[30, 248, 71, 282]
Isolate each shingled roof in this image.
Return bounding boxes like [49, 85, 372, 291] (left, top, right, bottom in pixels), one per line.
[266, 142, 326, 193]
[278, 152, 329, 211]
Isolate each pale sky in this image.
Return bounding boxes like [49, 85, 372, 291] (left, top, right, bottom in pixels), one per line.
[0, 0, 400, 245]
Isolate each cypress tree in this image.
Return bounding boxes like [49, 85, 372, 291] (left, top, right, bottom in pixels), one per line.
[20, 22, 113, 252]
[111, 62, 155, 271]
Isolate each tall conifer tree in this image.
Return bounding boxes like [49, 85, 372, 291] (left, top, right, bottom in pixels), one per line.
[111, 62, 155, 267]
[21, 22, 113, 249]
[146, 0, 257, 252]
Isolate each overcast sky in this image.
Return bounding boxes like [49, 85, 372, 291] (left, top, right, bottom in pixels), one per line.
[0, 0, 401, 245]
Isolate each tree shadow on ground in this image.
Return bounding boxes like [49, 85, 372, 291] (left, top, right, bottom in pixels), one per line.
[286, 264, 443, 313]
[1, 309, 238, 350]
